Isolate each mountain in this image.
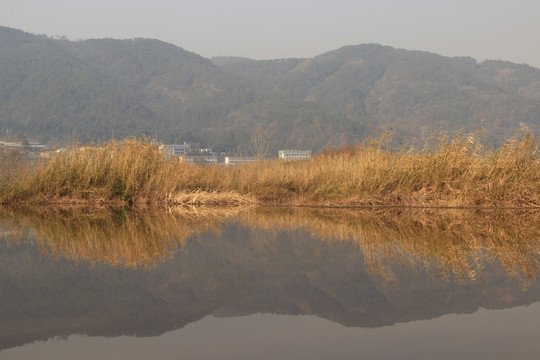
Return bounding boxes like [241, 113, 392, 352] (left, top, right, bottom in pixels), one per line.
[0, 26, 362, 151]
[221, 44, 540, 141]
[0, 29, 159, 143]
[211, 56, 252, 67]
[1, 26, 539, 151]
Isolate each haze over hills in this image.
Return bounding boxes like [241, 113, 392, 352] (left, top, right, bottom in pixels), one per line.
[1, 26, 539, 152]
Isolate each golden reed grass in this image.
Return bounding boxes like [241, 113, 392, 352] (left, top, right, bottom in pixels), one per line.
[0, 139, 255, 206]
[224, 130, 539, 207]
[0, 130, 538, 208]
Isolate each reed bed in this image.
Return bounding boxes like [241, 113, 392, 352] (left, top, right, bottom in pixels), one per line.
[0, 139, 254, 206]
[224, 130, 539, 207]
[0, 130, 538, 208]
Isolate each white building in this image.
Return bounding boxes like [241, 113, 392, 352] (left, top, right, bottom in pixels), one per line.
[199, 148, 215, 155]
[224, 156, 260, 165]
[183, 156, 218, 165]
[278, 150, 311, 161]
[160, 143, 191, 157]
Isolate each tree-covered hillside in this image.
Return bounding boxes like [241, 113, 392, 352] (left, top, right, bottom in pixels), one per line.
[222, 44, 540, 141]
[0, 28, 158, 143]
[1, 26, 539, 151]
[0, 27, 362, 152]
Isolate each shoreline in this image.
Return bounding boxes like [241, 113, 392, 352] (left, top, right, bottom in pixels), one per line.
[2, 195, 539, 210]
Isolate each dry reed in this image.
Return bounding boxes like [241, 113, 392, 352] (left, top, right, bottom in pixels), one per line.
[0, 130, 538, 208]
[222, 130, 539, 207]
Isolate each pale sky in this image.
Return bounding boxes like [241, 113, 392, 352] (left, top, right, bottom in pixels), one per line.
[2, 0, 540, 68]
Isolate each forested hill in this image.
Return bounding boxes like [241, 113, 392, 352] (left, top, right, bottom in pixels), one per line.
[1, 26, 539, 151]
[220, 44, 540, 142]
[0, 26, 360, 151]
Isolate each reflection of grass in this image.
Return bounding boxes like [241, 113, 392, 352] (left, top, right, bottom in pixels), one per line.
[0, 131, 538, 208]
[238, 208, 540, 282]
[0, 207, 32, 245]
[1, 206, 241, 267]
[1, 206, 538, 282]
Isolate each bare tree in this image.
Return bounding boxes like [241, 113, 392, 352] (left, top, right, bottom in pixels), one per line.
[248, 128, 269, 158]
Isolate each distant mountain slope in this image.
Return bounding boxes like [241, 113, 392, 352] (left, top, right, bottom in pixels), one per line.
[223, 44, 540, 141]
[211, 56, 252, 67]
[1, 26, 539, 150]
[0, 27, 362, 151]
[0, 28, 159, 143]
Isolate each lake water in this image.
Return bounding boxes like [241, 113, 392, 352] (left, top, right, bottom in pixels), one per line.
[0, 207, 539, 359]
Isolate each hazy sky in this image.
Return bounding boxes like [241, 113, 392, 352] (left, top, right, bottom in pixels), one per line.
[2, 0, 540, 68]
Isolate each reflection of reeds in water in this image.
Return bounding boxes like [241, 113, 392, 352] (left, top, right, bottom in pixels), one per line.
[1, 206, 243, 268]
[1, 206, 538, 282]
[0, 208, 32, 245]
[238, 208, 540, 282]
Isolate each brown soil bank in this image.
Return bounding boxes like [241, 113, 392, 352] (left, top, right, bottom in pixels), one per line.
[0, 131, 538, 208]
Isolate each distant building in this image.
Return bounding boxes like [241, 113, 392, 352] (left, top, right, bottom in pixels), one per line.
[27, 142, 45, 150]
[183, 156, 218, 165]
[199, 148, 215, 156]
[0, 140, 44, 151]
[160, 143, 191, 157]
[224, 156, 260, 166]
[278, 150, 311, 161]
[0, 141, 22, 148]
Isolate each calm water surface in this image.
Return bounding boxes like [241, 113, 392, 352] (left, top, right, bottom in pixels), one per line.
[0, 207, 539, 359]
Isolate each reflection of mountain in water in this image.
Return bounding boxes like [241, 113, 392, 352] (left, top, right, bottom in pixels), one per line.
[0, 207, 539, 350]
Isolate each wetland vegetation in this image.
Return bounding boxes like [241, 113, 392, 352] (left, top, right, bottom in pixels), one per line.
[2, 25, 540, 360]
[0, 130, 538, 208]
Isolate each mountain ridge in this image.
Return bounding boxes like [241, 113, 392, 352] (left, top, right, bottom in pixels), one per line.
[0, 26, 363, 151]
[222, 43, 540, 141]
[1, 26, 538, 151]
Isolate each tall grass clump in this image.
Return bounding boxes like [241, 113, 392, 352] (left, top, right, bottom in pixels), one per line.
[222, 130, 539, 208]
[1, 139, 185, 205]
[0, 130, 538, 208]
[26, 139, 175, 203]
[0, 149, 30, 201]
[1, 138, 255, 206]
